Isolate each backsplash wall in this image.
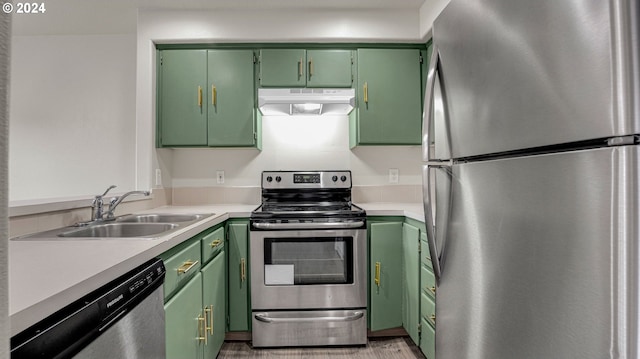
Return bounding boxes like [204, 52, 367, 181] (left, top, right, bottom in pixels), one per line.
[168, 115, 423, 203]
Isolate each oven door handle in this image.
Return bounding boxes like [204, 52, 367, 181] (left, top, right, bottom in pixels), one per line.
[254, 311, 364, 323]
[252, 220, 365, 230]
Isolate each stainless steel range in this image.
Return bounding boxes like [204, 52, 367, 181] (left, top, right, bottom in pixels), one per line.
[250, 170, 367, 347]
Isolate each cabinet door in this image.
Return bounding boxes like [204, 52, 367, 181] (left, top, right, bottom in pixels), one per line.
[201, 252, 226, 358]
[306, 50, 353, 88]
[402, 223, 421, 345]
[207, 50, 256, 147]
[159, 50, 208, 146]
[227, 221, 250, 331]
[369, 221, 403, 331]
[356, 49, 423, 145]
[259, 49, 306, 87]
[165, 273, 204, 359]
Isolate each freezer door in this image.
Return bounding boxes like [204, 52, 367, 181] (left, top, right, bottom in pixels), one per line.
[427, 0, 640, 159]
[435, 146, 639, 359]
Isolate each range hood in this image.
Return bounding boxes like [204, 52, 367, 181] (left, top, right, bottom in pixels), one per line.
[258, 88, 355, 116]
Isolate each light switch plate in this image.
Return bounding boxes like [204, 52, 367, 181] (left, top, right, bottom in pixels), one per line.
[216, 170, 225, 184]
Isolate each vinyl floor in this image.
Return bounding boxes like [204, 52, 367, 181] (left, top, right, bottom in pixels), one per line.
[218, 337, 426, 358]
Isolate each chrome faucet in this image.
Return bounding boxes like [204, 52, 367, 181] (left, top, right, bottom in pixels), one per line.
[91, 185, 116, 221]
[106, 190, 151, 219]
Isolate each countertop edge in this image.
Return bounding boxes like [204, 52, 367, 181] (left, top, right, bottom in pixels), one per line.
[9, 202, 423, 336]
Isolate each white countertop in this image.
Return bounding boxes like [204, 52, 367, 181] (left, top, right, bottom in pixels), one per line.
[9, 202, 423, 336]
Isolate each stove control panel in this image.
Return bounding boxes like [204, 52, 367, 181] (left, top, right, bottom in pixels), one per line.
[262, 171, 351, 189]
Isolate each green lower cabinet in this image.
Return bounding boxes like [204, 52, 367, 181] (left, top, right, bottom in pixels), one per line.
[165, 272, 205, 359]
[402, 223, 420, 345]
[369, 220, 403, 331]
[201, 251, 226, 357]
[420, 318, 436, 359]
[227, 220, 251, 331]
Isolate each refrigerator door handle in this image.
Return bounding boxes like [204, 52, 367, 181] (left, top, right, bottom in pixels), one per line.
[423, 164, 444, 282]
[422, 45, 441, 162]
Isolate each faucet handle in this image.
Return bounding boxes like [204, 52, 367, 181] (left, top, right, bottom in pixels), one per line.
[101, 185, 117, 197]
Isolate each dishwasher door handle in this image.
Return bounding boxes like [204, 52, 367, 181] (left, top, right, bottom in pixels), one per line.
[252, 220, 365, 230]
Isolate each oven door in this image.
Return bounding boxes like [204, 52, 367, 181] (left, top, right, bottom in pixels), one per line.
[250, 228, 367, 310]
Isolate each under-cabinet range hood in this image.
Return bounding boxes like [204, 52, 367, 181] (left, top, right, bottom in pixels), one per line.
[258, 88, 355, 116]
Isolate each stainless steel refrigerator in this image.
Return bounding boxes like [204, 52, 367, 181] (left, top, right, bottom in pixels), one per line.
[422, 1, 639, 358]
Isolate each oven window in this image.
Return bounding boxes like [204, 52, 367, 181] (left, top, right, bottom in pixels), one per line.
[264, 237, 353, 285]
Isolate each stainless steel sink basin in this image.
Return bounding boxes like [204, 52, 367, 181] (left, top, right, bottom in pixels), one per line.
[116, 213, 210, 223]
[11, 213, 215, 241]
[58, 223, 179, 238]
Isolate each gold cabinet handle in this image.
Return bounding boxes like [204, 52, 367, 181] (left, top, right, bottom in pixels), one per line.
[177, 260, 198, 274]
[209, 304, 214, 335]
[374, 261, 381, 287]
[240, 258, 246, 282]
[212, 85, 217, 106]
[308, 57, 313, 78]
[429, 286, 436, 295]
[363, 82, 368, 104]
[198, 86, 203, 107]
[298, 57, 303, 78]
[197, 314, 207, 344]
[204, 305, 213, 335]
[210, 239, 222, 248]
[430, 313, 436, 324]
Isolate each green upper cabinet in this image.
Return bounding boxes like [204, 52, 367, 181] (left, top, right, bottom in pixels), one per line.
[306, 50, 353, 87]
[259, 49, 353, 88]
[259, 49, 306, 87]
[157, 49, 258, 148]
[354, 48, 423, 145]
[207, 50, 256, 147]
[159, 50, 208, 146]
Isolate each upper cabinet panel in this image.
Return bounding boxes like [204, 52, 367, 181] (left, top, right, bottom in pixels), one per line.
[259, 49, 353, 88]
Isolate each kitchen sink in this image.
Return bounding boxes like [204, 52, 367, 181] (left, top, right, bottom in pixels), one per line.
[116, 213, 210, 223]
[11, 213, 215, 240]
[58, 223, 179, 238]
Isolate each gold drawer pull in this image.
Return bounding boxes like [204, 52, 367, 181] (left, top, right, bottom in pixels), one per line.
[241, 258, 246, 282]
[204, 305, 213, 335]
[210, 239, 222, 248]
[177, 260, 198, 274]
[212, 85, 217, 106]
[298, 57, 303, 77]
[308, 57, 314, 78]
[374, 261, 381, 287]
[197, 314, 207, 344]
[363, 82, 368, 104]
[430, 314, 436, 324]
[429, 286, 436, 295]
[198, 86, 203, 107]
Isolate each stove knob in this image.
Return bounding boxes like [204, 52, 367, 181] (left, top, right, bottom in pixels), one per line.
[266, 176, 273, 182]
[275, 176, 282, 182]
[332, 175, 338, 182]
[341, 175, 347, 182]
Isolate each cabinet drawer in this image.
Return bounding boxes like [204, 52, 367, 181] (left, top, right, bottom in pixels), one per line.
[421, 264, 436, 298]
[421, 237, 432, 269]
[420, 317, 436, 359]
[163, 240, 202, 300]
[421, 292, 436, 328]
[201, 226, 225, 264]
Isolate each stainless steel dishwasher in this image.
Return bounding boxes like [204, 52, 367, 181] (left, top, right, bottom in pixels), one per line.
[11, 258, 166, 358]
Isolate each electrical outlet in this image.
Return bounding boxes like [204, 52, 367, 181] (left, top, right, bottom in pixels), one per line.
[155, 169, 162, 186]
[216, 170, 225, 184]
[389, 168, 399, 183]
